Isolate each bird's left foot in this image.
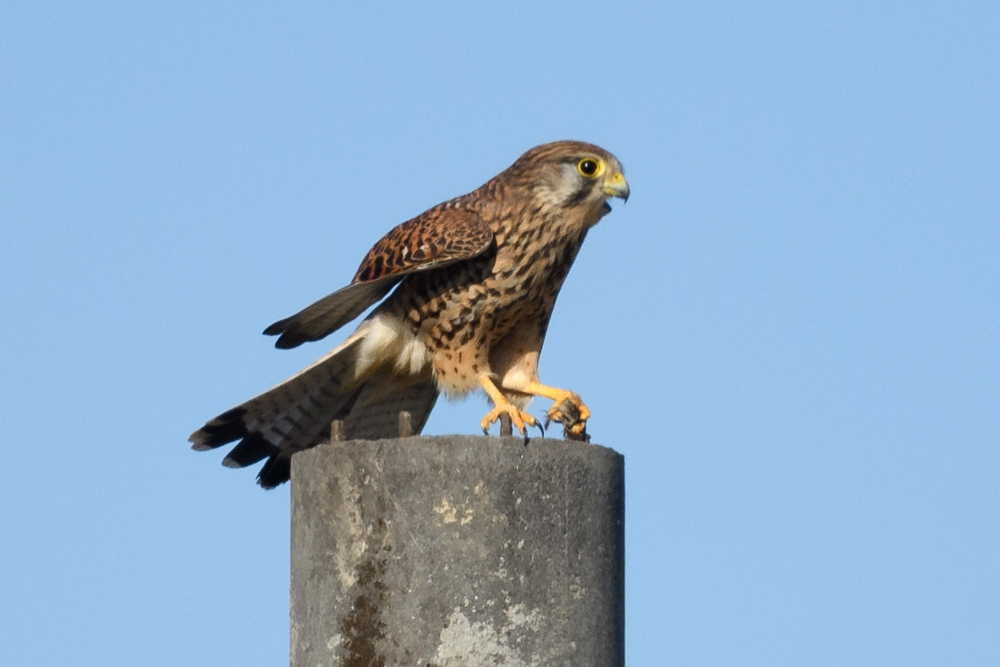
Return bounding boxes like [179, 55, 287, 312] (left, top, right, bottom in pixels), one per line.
[479, 376, 539, 436]
[480, 401, 538, 436]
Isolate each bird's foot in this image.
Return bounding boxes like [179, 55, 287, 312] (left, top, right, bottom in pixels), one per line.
[545, 392, 591, 442]
[481, 400, 538, 436]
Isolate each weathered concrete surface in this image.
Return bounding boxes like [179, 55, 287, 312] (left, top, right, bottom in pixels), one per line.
[290, 436, 624, 667]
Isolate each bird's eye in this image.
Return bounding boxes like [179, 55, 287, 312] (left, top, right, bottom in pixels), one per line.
[578, 159, 601, 177]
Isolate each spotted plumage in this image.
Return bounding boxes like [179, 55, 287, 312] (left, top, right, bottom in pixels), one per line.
[190, 140, 629, 488]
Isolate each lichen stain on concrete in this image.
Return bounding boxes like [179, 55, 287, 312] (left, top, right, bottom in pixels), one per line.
[430, 605, 545, 666]
[569, 577, 589, 600]
[503, 603, 542, 629]
[434, 498, 458, 524]
[434, 497, 474, 526]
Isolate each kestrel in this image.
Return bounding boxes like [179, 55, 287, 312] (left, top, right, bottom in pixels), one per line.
[190, 140, 629, 488]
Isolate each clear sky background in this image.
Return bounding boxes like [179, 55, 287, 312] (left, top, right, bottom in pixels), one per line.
[2, 1, 998, 665]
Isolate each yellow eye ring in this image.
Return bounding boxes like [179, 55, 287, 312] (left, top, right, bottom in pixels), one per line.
[577, 158, 605, 178]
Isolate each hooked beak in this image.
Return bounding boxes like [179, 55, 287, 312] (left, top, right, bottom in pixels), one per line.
[602, 171, 630, 202]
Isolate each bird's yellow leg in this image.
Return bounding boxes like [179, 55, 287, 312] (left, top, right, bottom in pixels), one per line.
[479, 376, 538, 435]
[522, 382, 590, 436]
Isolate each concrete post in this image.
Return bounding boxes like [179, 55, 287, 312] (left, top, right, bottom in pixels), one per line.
[290, 435, 624, 666]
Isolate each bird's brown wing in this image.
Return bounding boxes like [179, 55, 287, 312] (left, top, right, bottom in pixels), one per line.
[264, 206, 494, 349]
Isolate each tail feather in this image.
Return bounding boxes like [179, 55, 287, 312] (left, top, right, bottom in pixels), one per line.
[190, 334, 368, 488]
[189, 406, 249, 452]
[256, 454, 291, 491]
[190, 324, 440, 489]
[344, 375, 439, 440]
[220, 432, 271, 468]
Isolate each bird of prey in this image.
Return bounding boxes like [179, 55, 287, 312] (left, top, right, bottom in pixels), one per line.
[190, 140, 629, 488]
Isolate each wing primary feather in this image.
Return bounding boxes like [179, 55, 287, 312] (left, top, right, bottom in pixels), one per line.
[263, 275, 400, 348]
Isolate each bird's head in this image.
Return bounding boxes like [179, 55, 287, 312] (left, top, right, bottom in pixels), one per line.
[512, 140, 629, 225]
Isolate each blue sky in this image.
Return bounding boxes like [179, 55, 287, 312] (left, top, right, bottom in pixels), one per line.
[2, 1, 998, 664]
